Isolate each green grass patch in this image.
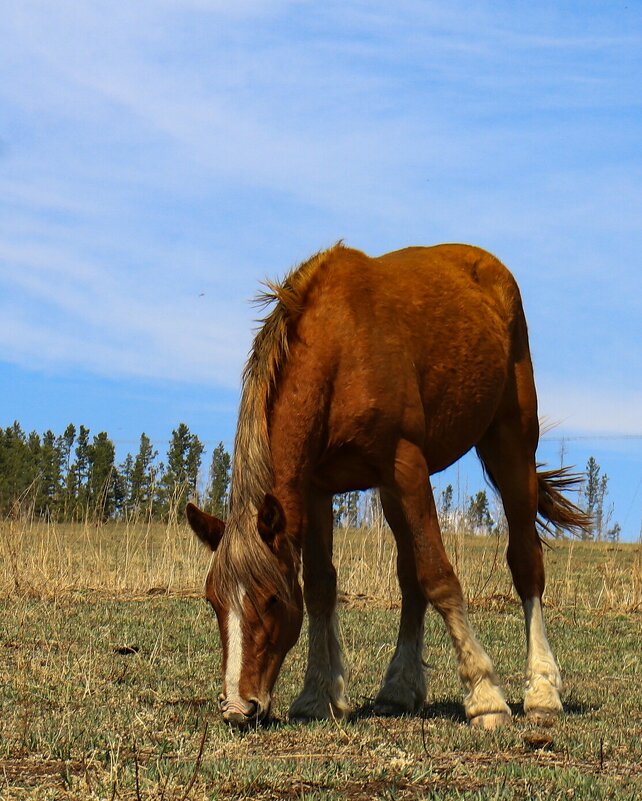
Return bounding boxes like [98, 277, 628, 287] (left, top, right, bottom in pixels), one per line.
[2, 584, 641, 799]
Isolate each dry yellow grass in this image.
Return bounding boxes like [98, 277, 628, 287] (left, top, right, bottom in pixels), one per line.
[0, 515, 204, 600]
[1, 514, 641, 612]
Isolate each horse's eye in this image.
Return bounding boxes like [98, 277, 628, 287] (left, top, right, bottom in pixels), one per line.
[266, 595, 278, 609]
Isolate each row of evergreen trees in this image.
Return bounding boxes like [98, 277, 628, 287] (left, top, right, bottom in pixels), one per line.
[0, 419, 496, 528]
[0, 422, 231, 522]
[0, 421, 617, 539]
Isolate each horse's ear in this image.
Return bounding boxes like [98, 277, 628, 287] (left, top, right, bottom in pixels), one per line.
[257, 494, 286, 551]
[186, 503, 225, 551]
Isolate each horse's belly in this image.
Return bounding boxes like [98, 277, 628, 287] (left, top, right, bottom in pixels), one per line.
[313, 444, 382, 494]
[419, 350, 508, 473]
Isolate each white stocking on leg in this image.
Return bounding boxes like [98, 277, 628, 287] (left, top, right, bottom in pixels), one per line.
[375, 615, 426, 714]
[523, 597, 562, 722]
[289, 609, 348, 721]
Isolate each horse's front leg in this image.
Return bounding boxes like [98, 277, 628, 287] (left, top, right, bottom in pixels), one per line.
[374, 488, 428, 715]
[288, 494, 348, 721]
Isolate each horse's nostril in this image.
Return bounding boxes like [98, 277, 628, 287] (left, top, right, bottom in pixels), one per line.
[221, 697, 265, 727]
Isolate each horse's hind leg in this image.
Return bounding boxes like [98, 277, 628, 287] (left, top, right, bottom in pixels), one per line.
[385, 439, 511, 728]
[373, 488, 428, 715]
[477, 383, 562, 723]
[288, 492, 348, 721]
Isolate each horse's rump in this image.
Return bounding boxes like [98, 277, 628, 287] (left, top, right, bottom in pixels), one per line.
[278, 243, 526, 485]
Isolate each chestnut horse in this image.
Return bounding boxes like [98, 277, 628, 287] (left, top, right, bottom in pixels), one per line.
[186, 243, 588, 729]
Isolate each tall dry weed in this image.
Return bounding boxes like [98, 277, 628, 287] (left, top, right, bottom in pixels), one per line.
[2, 503, 640, 612]
[0, 503, 208, 601]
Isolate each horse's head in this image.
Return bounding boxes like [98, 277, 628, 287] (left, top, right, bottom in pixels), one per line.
[186, 495, 303, 727]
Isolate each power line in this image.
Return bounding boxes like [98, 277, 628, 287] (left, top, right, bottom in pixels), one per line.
[541, 434, 642, 442]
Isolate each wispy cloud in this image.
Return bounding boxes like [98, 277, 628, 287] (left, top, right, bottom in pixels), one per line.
[538, 382, 642, 437]
[0, 0, 640, 435]
[0, 233, 251, 386]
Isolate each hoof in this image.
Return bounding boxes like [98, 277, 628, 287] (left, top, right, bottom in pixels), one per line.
[288, 697, 348, 723]
[288, 705, 332, 723]
[526, 708, 559, 728]
[470, 711, 512, 730]
[288, 713, 316, 725]
[373, 700, 414, 717]
[374, 682, 424, 718]
[288, 704, 329, 723]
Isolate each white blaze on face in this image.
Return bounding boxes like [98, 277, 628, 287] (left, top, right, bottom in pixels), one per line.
[225, 584, 246, 700]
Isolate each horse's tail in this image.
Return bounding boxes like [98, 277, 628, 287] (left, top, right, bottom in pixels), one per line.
[536, 466, 592, 538]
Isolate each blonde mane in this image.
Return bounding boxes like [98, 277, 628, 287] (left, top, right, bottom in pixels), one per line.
[229, 242, 343, 511]
[212, 243, 344, 604]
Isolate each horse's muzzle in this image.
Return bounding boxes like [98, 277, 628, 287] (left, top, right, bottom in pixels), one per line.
[219, 694, 268, 727]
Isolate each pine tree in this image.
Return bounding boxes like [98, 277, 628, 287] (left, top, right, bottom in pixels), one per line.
[467, 490, 493, 532]
[346, 491, 360, 528]
[333, 493, 347, 527]
[584, 456, 600, 540]
[205, 442, 231, 517]
[88, 432, 116, 521]
[583, 456, 618, 541]
[119, 453, 134, 516]
[129, 433, 158, 515]
[607, 522, 621, 543]
[159, 424, 204, 515]
[438, 484, 454, 531]
[65, 465, 78, 521]
[27, 431, 42, 481]
[334, 491, 361, 528]
[186, 437, 204, 499]
[440, 485, 454, 516]
[58, 424, 76, 519]
[0, 422, 34, 516]
[596, 473, 609, 542]
[72, 425, 91, 519]
[113, 455, 129, 519]
[36, 430, 63, 519]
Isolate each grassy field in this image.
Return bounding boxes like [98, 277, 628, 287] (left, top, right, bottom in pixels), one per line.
[1, 518, 641, 800]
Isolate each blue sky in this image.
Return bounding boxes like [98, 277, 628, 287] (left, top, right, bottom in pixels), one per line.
[1, 1, 640, 538]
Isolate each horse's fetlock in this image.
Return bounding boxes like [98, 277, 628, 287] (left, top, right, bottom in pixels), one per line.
[524, 672, 563, 715]
[289, 678, 349, 722]
[464, 676, 511, 721]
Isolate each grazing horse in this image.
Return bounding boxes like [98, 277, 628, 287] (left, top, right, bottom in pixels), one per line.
[186, 243, 589, 729]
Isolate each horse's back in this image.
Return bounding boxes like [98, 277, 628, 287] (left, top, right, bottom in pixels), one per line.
[306, 243, 523, 371]
[370, 243, 520, 325]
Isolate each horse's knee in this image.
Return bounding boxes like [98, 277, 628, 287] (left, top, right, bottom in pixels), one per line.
[303, 566, 337, 616]
[416, 564, 463, 611]
[507, 539, 545, 600]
